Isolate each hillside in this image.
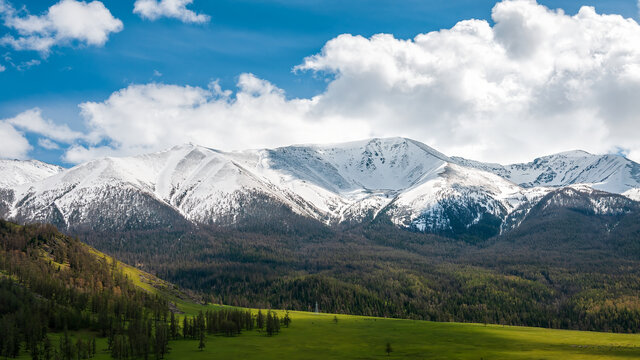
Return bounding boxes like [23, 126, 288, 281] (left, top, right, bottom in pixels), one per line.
[0, 219, 198, 358]
[2, 221, 640, 359]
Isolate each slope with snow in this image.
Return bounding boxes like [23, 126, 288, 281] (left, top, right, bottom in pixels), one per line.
[0, 160, 63, 220]
[8, 145, 329, 230]
[0, 159, 63, 188]
[1, 138, 638, 236]
[454, 151, 640, 197]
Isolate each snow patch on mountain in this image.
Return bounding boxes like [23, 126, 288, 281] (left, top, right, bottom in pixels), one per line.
[2, 138, 638, 234]
[454, 151, 640, 198]
[0, 160, 63, 188]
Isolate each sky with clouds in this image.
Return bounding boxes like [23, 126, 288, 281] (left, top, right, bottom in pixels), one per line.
[1, 0, 639, 166]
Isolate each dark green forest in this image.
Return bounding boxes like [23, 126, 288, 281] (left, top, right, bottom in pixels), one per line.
[78, 200, 640, 334]
[2, 188, 640, 360]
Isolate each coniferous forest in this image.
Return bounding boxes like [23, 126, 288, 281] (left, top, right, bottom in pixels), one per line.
[2, 199, 640, 358]
[76, 201, 640, 335]
[0, 220, 286, 359]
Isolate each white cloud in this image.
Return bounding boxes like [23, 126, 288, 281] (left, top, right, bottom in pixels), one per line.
[67, 76, 367, 163]
[15, 58, 40, 71]
[0, 63, 4, 71]
[37, 138, 60, 150]
[6, 108, 83, 142]
[19, 0, 640, 165]
[133, 0, 209, 24]
[295, 0, 640, 163]
[0, 0, 123, 54]
[0, 122, 30, 159]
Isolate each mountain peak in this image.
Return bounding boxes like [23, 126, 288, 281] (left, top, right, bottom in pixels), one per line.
[2, 140, 639, 235]
[0, 159, 63, 188]
[552, 150, 592, 158]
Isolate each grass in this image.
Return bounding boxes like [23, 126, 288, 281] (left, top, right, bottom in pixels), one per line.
[30, 309, 639, 360]
[27, 246, 640, 359]
[166, 309, 640, 360]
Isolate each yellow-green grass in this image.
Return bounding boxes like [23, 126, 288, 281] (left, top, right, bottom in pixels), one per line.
[27, 310, 639, 360]
[29, 245, 640, 359]
[84, 245, 201, 309]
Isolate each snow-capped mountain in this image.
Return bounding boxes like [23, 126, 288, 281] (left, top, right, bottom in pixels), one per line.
[1, 138, 638, 237]
[453, 150, 640, 200]
[0, 159, 63, 220]
[0, 159, 63, 188]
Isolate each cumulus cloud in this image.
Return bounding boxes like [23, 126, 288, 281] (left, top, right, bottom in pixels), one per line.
[66, 75, 367, 163]
[133, 0, 209, 24]
[6, 108, 83, 142]
[19, 0, 640, 164]
[292, 1, 640, 163]
[0, 64, 4, 71]
[0, 0, 123, 54]
[0, 122, 30, 159]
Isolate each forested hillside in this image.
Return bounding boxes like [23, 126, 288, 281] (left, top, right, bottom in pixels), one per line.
[79, 200, 640, 334]
[0, 220, 278, 359]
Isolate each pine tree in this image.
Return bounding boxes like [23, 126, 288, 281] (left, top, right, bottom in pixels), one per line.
[44, 336, 52, 360]
[266, 311, 274, 336]
[386, 342, 392, 357]
[274, 313, 280, 334]
[75, 338, 84, 360]
[170, 313, 178, 339]
[60, 328, 74, 360]
[183, 317, 188, 339]
[198, 329, 205, 351]
[154, 322, 169, 360]
[257, 310, 265, 330]
[283, 311, 291, 328]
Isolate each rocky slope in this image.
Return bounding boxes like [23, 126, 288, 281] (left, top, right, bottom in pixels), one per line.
[1, 138, 638, 238]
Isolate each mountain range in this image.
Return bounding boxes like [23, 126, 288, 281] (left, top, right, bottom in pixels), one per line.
[1, 137, 639, 239]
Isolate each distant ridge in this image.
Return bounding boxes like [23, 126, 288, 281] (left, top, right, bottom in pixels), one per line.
[1, 137, 639, 238]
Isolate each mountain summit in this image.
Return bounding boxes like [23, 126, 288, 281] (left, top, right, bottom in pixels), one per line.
[1, 138, 638, 238]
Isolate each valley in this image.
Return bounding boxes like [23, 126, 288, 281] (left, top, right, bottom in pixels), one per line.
[2, 138, 640, 358]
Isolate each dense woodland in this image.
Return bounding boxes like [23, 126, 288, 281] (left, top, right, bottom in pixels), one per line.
[0, 220, 285, 359]
[79, 200, 640, 334]
[2, 192, 640, 359]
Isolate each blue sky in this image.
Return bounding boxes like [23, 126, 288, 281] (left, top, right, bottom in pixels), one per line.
[1, 0, 640, 166]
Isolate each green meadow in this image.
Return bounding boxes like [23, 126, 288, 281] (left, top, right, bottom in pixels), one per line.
[33, 309, 640, 360]
[115, 252, 640, 359]
[17, 241, 639, 360]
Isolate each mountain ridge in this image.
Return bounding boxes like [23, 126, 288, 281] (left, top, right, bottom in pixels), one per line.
[2, 137, 639, 237]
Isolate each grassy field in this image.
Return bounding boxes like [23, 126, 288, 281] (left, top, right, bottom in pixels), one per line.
[27, 248, 639, 359]
[30, 309, 640, 360]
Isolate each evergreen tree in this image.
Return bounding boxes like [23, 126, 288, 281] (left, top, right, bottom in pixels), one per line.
[60, 328, 74, 360]
[198, 330, 206, 351]
[44, 336, 52, 360]
[386, 342, 392, 357]
[283, 311, 291, 328]
[266, 311, 274, 336]
[183, 317, 189, 339]
[274, 313, 281, 334]
[90, 337, 96, 358]
[257, 310, 265, 330]
[154, 322, 169, 360]
[170, 313, 178, 339]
